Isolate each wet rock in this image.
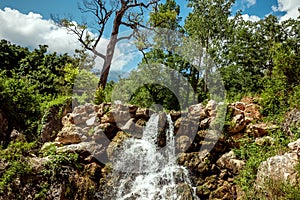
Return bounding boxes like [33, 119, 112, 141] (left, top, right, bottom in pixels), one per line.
[176, 135, 193, 152]
[156, 112, 168, 147]
[174, 117, 183, 131]
[175, 183, 196, 199]
[107, 131, 131, 160]
[121, 118, 143, 138]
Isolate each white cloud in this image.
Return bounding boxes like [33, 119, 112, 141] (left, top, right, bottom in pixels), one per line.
[241, 14, 261, 22]
[0, 7, 80, 54]
[0, 7, 136, 72]
[272, 0, 300, 21]
[246, 0, 256, 8]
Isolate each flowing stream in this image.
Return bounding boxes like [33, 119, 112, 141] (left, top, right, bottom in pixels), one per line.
[110, 113, 199, 200]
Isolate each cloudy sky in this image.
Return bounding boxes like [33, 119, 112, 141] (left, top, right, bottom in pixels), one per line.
[0, 0, 299, 77]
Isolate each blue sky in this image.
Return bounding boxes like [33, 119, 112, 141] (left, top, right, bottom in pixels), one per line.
[0, 0, 299, 80]
[0, 0, 287, 21]
[0, 0, 290, 20]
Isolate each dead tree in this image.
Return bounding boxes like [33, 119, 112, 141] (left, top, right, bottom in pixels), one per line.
[59, 0, 159, 88]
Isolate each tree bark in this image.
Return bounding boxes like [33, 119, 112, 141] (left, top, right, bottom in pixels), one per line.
[98, 8, 125, 88]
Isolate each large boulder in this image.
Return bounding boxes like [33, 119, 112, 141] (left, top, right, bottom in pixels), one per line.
[55, 126, 85, 145]
[216, 151, 245, 174]
[106, 131, 131, 160]
[57, 141, 108, 163]
[177, 151, 212, 175]
[228, 114, 246, 134]
[121, 118, 143, 138]
[256, 152, 299, 190]
[40, 100, 72, 143]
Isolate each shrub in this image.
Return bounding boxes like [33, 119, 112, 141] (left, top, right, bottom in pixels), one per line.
[0, 141, 36, 193]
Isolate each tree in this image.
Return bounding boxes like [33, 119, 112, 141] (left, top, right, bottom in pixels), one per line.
[59, 0, 159, 89]
[184, 0, 235, 92]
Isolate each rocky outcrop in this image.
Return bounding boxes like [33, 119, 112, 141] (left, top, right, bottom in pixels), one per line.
[55, 126, 85, 145]
[216, 151, 245, 174]
[256, 138, 300, 192]
[40, 100, 72, 143]
[0, 99, 276, 200]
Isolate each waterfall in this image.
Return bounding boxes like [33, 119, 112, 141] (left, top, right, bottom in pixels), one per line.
[109, 113, 199, 200]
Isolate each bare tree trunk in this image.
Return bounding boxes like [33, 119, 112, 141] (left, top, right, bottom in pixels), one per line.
[98, 41, 116, 88]
[98, 8, 125, 88]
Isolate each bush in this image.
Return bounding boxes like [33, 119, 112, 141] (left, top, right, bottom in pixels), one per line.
[0, 141, 36, 193]
[0, 73, 44, 140]
[260, 77, 289, 118]
[234, 130, 294, 198]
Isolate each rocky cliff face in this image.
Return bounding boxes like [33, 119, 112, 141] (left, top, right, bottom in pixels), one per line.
[0, 100, 299, 199]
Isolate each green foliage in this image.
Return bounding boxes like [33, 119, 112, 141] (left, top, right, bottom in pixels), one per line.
[289, 85, 300, 109]
[34, 183, 49, 200]
[0, 40, 80, 141]
[150, 0, 181, 30]
[234, 141, 278, 192]
[42, 151, 80, 181]
[234, 130, 294, 198]
[0, 141, 36, 193]
[0, 73, 44, 139]
[94, 81, 115, 104]
[73, 69, 98, 104]
[260, 77, 289, 117]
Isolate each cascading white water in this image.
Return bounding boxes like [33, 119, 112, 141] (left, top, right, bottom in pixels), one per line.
[111, 113, 199, 200]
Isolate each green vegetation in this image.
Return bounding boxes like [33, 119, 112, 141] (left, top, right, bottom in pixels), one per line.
[0, 0, 299, 199]
[233, 128, 300, 199]
[0, 141, 36, 193]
